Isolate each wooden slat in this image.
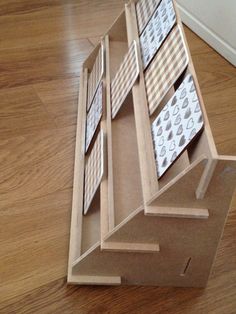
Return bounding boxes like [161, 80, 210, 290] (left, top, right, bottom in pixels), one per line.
[68, 275, 121, 286]
[146, 206, 209, 219]
[125, 2, 158, 202]
[101, 241, 160, 253]
[68, 69, 88, 276]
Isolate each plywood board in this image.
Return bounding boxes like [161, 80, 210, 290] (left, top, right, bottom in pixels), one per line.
[68, 0, 236, 289]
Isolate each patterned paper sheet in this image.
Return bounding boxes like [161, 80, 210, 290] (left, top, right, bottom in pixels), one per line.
[145, 25, 189, 115]
[87, 45, 104, 111]
[83, 131, 104, 214]
[85, 82, 103, 153]
[140, 0, 176, 69]
[152, 74, 204, 178]
[111, 41, 139, 119]
[136, 0, 161, 34]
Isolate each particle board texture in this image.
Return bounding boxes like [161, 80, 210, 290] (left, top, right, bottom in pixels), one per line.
[0, 0, 236, 313]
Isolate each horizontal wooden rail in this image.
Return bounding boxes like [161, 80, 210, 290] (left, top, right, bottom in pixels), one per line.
[68, 275, 121, 285]
[146, 206, 209, 219]
[101, 241, 160, 253]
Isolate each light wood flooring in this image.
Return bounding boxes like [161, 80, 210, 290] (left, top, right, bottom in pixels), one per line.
[0, 1, 236, 313]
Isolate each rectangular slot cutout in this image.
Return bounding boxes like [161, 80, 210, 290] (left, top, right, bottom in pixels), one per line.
[180, 257, 192, 276]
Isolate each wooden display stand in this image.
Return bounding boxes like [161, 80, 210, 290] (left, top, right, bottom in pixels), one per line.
[67, 0, 236, 287]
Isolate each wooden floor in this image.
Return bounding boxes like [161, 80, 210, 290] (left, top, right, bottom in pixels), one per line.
[0, 1, 236, 313]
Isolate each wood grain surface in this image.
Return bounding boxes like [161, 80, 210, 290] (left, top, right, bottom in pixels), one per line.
[0, 0, 235, 313]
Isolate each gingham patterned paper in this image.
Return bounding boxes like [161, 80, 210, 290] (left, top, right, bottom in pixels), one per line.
[111, 41, 139, 119]
[136, 0, 161, 35]
[85, 82, 103, 153]
[145, 25, 189, 115]
[83, 130, 104, 215]
[152, 74, 204, 178]
[87, 45, 104, 111]
[140, 0, 176, 69]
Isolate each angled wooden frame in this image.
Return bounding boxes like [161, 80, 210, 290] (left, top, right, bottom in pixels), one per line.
[67, 0, 236, 287]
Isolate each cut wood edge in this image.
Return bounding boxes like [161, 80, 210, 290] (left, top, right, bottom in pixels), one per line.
[196, 159, 217, 200]
[67, 70, 88, 278]
[146, 154, 207, 207]
[68, 275, 121, 286]
[104, 34, 115, 232]
[196, 155, 236, 199]
[72, 242, 100, 269]
[125, 2, 159, 202]
[218, 155, 236, 162]
[84, 43, 101, 70]
[146, 206, 209, 219]
[102, 205, 143, 243]
[101, 241, 160, 253]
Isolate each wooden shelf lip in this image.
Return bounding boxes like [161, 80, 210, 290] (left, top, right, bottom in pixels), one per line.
[68, 275, 121, 286]
[101, 241, 160, 253]
[146, 206, 209, 219]
[125, 2, 158, 202]
[67, 69, 88, 278]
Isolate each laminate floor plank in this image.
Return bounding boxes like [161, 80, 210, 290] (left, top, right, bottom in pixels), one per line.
[0, 39, 92, 89]
[0, 126, 75, 207]
[0, 85, 55, 138]
[34, 77, 80, 128]
[0, 188, 72, 302]
[0, 0, 125, 49]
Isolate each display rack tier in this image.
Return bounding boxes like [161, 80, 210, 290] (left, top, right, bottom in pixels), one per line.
[67, 0, 236, 287]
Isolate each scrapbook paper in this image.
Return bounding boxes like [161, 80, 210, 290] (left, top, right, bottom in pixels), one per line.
[145, 25, 189, 115]
[140, 0, 176, 69]
[152, 74, 204, 178]
[136, 0, 161, 34]
[85, 82, 103, 153]
[111, 41, 139, 119]
[87, 45, 104, 111]
[83, 131, 104, 215]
